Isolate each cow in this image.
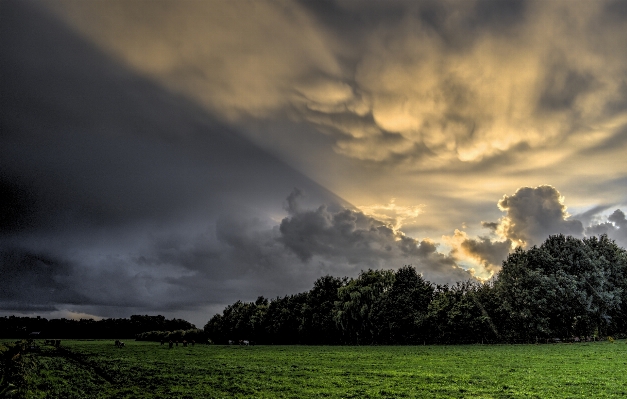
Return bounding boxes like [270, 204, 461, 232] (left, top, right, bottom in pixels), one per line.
[115, 340, 125, 348]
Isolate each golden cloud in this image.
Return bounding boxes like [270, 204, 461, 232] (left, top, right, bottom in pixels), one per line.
[47, 0, 627, 172]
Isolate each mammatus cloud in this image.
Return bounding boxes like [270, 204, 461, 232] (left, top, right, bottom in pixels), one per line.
[45, 0, 343, 120]
[47, 0, 627, 170]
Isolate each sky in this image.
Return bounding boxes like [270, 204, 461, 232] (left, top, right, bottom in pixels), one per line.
[1, 0, 627, 328]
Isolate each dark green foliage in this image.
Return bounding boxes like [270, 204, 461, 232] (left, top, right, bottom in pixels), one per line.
[300, 275, 346, 344]
[333, 269, 395, 345]
[206, 235, 627, 345]
[264, 293, 307, 344]
[0, 315, 195, 340]
[371, 266, 433, 344]
[427, 282, 498, 344]
[497, 234, 627, 342]
[204, 297, 269, 344]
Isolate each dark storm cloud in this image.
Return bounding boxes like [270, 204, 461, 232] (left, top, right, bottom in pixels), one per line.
[0, 247, 86, 311]
[1, 1, 345, 235]
[481, 222, 499, 232]
[496, 185, 584, 247]
[279, 190, 474, 284]
[0, 1, 345, 321]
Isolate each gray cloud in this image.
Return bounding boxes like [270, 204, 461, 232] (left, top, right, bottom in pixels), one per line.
[460, 237, 512, 270]
[446, 186, 593, 277]
[0, 247, 87, 311]
[495, 185, 584, 247]
[586, 209, 627, 248]
[279, 190, 474, 284]
[0, 1, 347, 325]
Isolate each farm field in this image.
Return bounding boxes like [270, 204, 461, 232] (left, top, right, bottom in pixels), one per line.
[8, 339, 627, 398]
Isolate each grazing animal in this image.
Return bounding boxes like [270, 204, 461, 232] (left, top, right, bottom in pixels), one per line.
[115, 340, 125, 348]
[228, 340, 234, 345]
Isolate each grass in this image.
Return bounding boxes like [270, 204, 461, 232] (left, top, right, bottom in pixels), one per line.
[7, 339, 627, 398]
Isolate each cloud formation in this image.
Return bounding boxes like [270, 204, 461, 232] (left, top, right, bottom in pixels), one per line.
[446, 185, 627, 278]
[494, 185, 584, 247]
[2, 1, 627, 326]
[278, 190, 473, 283]
[45, 0, 627, 171]
[586, 209, 627, 248]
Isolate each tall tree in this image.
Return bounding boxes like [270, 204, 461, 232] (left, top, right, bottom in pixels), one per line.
[300, 275, 346, 344]
[371, 266, 433, 344]
[496, 235, 625, 341]
[333, 269, 394, 345]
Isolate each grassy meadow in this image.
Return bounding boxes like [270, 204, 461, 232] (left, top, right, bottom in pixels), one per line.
[9, 339, 627, 398]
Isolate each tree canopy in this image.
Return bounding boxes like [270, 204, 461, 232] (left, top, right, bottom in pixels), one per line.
[205, 234, 627, 344]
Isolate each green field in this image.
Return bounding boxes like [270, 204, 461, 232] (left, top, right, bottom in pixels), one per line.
[8, 340, 627, 398]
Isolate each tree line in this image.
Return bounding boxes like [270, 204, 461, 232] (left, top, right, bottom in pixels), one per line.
[204, 234, 627, 344]
[0, 314, 195, 339]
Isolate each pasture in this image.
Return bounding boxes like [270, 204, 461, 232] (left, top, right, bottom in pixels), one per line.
[11, 339, 627, 398]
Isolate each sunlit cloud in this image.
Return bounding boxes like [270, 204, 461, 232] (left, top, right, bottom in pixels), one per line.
[358, 198, 424, 231]
[46, 0, 627, 174]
